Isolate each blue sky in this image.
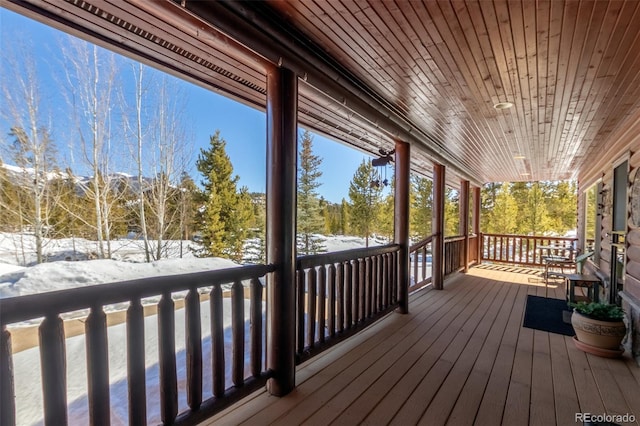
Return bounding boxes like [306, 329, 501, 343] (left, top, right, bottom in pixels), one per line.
[0, 8, 376, 203]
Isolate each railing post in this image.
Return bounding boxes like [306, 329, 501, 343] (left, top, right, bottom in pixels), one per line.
[266, 65, 297, 396]
[473, 186, 482, 264]
[460, 180, 470, 272]
[432, 163, 446, 290]
[394, 140, 410, 313]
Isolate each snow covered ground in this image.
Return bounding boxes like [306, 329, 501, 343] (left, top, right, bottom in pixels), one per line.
[0, 232, 386, 425]
[0, 232, 385, 299]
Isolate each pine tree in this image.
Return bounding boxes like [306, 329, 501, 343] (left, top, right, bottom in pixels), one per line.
[444, 188, 460, 236]
[297, 130, 325, 255]
[521, 182, 552, 236]
[348, 159, 382, 246]
[340, 198, 350, 235]
[411, 175, 432, 238]
[244, 192, 266, 263]
[377, 191, 395, 241]
[486, 182, 518, 234]
[196, 131, 253, 261]
[547, 181, 577, 234]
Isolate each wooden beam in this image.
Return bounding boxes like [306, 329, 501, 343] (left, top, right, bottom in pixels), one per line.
[432, 164, 446, 290]
[394, 140, 410, 313]
[460, 180, 470, 272]
[266, 66, 298, 396]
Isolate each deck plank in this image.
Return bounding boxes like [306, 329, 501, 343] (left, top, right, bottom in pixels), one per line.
[471, 280, 530, 426]
[386, 277, 506, 425]
[501, 284, 537, 425]
[445, 282, 522, 425]
[416, 281, 519, 425]
[327, 274, 493, 426]
[204, 265, 640, 426]
[549, 334, 581, 425]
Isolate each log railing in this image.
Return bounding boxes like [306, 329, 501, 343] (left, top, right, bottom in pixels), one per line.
[0, 264, 274, 426]
[444, 235, 466, 275]
[481, 233, 578, 266]
[295, 244, 400, 363]
[468, 234, 479, 265]
[409, 235, 433, 291]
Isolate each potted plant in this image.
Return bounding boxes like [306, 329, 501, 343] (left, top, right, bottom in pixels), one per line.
[570, 301, 626, 356]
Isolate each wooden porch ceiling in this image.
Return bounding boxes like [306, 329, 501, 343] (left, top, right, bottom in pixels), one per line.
[207, 266, 640, 426]
[4, 1, 640, 185]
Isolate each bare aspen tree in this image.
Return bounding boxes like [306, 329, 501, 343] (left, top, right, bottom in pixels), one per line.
[61, 39, 122, 258]
[122, 67, 191, 260]
[123, 63, 152, 262]
[1, 39, 58, 264]
[148, 75, 191, 260]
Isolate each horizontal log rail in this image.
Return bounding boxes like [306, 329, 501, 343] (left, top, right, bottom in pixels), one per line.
[444, 235, 466, 276]
[481, 233, 578, 267]
[295, 244, 400, 363]
[409, 235, 433, 291]
[0, 263, 275, 426]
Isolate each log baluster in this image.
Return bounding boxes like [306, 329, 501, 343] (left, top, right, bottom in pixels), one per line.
[250, 278, 263, 377]
[317, 266, 326, 343]
[307, 267, 317, 348]
[352, 259, 360, 324]
[296, 270, 305, 354]
[185, 289, 202, 410]
[422, 247, 427, 281]
[328, 264, 336, 337]
[127, 298, 146, 425]
[85, 305, 110, 426]
[365, 257, 372, 319]
[232, 281, 245, 386]
[372, 256, 379, 314]
[1, 327, 15, 426]
[358, 258, 366, 321]
[39, 314, 67, 426]
[382, 253, 389, 308]
[344, 261, 353, 329]
[158, 293, 178, 424]
[337, 263, 345, 333]
[211, 285, 225, 398]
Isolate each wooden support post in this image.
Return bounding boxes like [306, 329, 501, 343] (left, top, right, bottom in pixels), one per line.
[432, 164, 446, 290]
[394, 140, 410, 313]
[460, 180, 470, 272]
[473, 186, 482, 265]
[266, 66, 297, 396]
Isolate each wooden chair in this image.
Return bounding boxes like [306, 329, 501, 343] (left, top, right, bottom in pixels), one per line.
[545, 251, 594, 282]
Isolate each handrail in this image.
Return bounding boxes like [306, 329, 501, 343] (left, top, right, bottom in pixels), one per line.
[296, 244, 399, 269]
[0, 263, 276, 324]
[410, 235, 433, 251]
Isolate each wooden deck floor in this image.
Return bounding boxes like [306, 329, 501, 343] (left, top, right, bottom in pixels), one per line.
[205, 265, 640, 426]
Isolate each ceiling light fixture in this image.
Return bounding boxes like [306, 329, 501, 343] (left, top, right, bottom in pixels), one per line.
[494, 102, 514, 110]
[513, 154, 526, 160]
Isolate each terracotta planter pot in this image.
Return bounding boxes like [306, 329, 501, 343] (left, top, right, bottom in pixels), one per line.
[571, 311, 626, 350]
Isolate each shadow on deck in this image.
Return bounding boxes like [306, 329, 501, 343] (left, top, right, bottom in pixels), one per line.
[205, 266, 640, 426]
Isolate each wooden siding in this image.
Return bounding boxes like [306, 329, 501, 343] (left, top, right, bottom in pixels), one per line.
[205, 266, 640, 426]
